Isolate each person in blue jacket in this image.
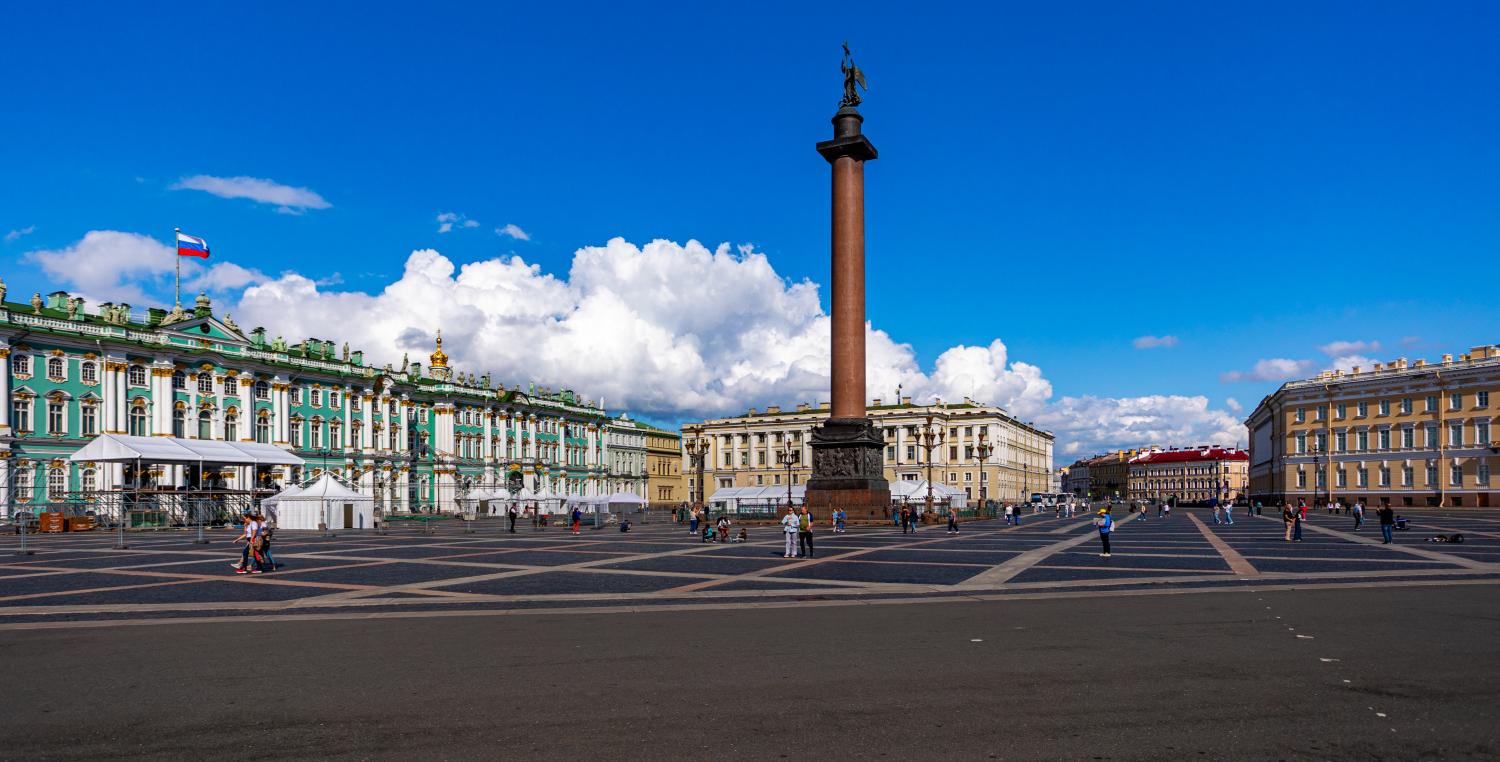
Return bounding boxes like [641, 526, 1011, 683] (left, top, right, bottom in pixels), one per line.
[1095, 506, 1114, 558]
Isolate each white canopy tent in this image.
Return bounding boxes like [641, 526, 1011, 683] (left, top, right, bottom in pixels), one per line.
[271, 474, 375, 530]
[460, 488, 513, 516]
[709, 485, 805, 513]
[890, 480, 967, 508]
[68, 433, 304, 467]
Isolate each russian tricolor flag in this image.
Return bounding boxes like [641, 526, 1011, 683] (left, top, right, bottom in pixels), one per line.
[176, 231, 210, 259]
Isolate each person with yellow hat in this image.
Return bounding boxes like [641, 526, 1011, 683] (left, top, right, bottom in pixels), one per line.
[1095, 505, 1114, 558]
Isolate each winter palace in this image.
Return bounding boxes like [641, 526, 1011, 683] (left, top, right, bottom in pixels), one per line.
[0, 283, 650, 515]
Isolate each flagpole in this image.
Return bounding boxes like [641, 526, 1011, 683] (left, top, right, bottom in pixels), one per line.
[173, 227, 181, 307]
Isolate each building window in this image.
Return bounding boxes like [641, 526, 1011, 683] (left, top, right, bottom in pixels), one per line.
[173, 408, 186, 438]
[1356, 468, 1368, 487]
[1378, 430, 1390, 450]
[1478, 391, 1490, 408]
[1426, 424, 1440, 448]
[1427, 466, 1438, 486]
[1450, 393, 1462, 410]
[1314, 406, 1325, 421]
[81, 468, 96, 494]
[1379, 467, 1390, 487]
[1479, 463, 1491, 485]
[195, 374, 212, 395]
[1356, 402, 1368, 418]
[1378, 400, 1391, 416]
[1295, 408, 1306, 423]
[14, 466, 32, 502]
[1478, 421, 1491, 445]
[12, 398, 32, 433]
[311, 420, 322, 449]
[906, 446, 915, 461]
[1335, 432, 1347, 451]
[81, 404, 97, 435]
[172, 371, 186, 389]
[1451, 464, 1464, 486]
[1335, 469, 1347, 488]
[256, 413, 271, 443]
[1296, 470, 1306, 489]
[129, 404, 148, 436]
[311, 389, 322, 407]
[47, 467, 66, 500]
[330, 391, 340, 408]
[1402, 466, 1413, 486]
[1315, 470, 1326, 489]
[47, 357, 65, 381]
[127, 364, 147, 386]
[1401, 428, 1414, 448]
[330, 422, 342, 449]
[1400, 398, 1412, 414]
[1294, 433, 1306, 454]
[12, 354, 31, 377]
[225, 413, 238, 441]
[1450, 423, 1463, 447]
[255, 381, 270, 400]
[47, 401, 64, 435]
[291, 419, 303, 448]
[1426, 395, 1438, 412]
[80, 361, 97, 384]
[1316, 432, 1328, 452]
[1335, 403, 1346, 420]
[194, 410, 210, 439]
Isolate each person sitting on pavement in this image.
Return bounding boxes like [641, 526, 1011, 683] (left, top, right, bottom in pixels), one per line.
[732, 527, 749, 543]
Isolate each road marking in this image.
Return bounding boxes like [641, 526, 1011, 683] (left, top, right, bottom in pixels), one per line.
[956, 513, 1138, 587]
[1186, 512, 1260, 576]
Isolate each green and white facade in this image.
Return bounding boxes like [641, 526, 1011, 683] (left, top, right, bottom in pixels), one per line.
[0, 285, 632, 516]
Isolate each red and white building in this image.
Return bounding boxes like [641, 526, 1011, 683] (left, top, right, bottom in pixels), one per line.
[1127, 446, 1249, 505]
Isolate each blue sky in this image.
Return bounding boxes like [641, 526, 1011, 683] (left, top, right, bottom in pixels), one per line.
[2, 2, 1497, 456]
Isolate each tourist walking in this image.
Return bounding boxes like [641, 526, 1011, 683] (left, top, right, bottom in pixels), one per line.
[507, 504, 518, 533]
[947, 508, 959, 535]
[1352, 501, 1364, 531]
[834, 508, 847, 534]
[689, 508, 700, 536]
[571, 506, 583, 536]
[1095, 507, 1114, 557]
[900, 505, 911, 534]
[1282, 502, 1296, 542]
[1212, 501, 1223, 525]
[798, 507, 815, 558]
[257, 514, 277, 571]
[1377, 504, 1395, 544]
[231, 513, 264, 575]
[781, 506, 800, 558]
[1223, 501, 1234, 525]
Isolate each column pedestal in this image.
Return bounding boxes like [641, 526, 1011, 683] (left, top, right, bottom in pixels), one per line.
[804, 418, 889, 521]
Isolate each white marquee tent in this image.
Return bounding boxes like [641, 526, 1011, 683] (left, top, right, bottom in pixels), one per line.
[68, 433, 304, 467]
[270, 474, 375, 530]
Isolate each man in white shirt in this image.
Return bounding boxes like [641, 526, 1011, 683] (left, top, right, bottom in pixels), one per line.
[781, 506, 801, 558]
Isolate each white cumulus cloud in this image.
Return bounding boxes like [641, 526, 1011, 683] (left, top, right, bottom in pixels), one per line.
[1132, 335, 1179, 349]
[436, 212, 481, 233]
[1220, 358, 1318, 384]
[171, 175, 331, 214]
[24, 230, 176, 304]
[496, 223, 530, 241]
[4, 225, 36, 242]
[1320, 340, 1380, 357]
[1041, 395, 1247, 457]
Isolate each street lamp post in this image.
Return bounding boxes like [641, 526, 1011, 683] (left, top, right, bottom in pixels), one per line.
[973, 428, 993, 516]
[684, 428, 710, 520]
[777, 442, 800, 514]
[911, 414, 946, 521]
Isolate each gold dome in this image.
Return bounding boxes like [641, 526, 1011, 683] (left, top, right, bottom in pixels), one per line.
[429, 330, 449, 368]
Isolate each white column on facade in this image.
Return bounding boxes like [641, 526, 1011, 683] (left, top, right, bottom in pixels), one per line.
[273, 378, 290, 444]
[0, 345, 12, 433]
[341, 386, 352, 453]
[526, 415, 537, 459]
[361, 392, 374, 450]
[212, 374, 227, 440]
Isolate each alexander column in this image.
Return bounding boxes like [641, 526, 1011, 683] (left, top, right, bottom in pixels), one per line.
[805, 43, 891, 520]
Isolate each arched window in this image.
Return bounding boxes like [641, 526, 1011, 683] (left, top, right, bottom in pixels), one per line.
[127, 364, 147, 386]
[81, 468, 97, 495]
[172, 406, 186, 438]
[198, 374, 214, 395]
[80, 361, 97, 384]
[256, 411, 271, 443]
[128, 403, 148, 436]
[47, 357, 66, 380]
[11, 354, 31, 377]
[198, 410, 212, 440]
[311, 388, 322, 407]
[172, 370, 186, 389]
[47, 467, 66, 501]
[225, 411, 239, 441]
[14, 465, 33, 502]
[254, 380, 270, 400]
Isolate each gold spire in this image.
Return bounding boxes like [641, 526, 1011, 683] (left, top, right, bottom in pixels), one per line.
[429, 329, 449, 368]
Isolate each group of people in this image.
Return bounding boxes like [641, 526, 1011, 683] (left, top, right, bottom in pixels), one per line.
[1280, 498, 1400, 543]
[231, 513, 276, 574]
[781, 506, 816, 558]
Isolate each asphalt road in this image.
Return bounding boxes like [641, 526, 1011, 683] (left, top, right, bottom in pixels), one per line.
[3, 583, 1496, 761]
